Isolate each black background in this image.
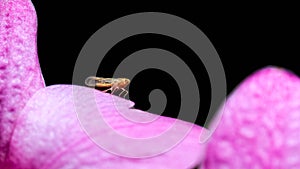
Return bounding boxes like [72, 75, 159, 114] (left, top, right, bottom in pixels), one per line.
[30, 1, 298, 127]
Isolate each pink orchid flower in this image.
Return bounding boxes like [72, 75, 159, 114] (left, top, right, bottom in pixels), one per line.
[203, 67, 300, 168]
[0, 0, 206, 168]
[2, 0, 300, 169]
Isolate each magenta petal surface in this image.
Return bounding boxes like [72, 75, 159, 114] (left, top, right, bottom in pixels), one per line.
[1, 0, 207, 168]
[0, 0, 45, 163]
[203, 67, 300, 169]
[7, 85, 205, 169]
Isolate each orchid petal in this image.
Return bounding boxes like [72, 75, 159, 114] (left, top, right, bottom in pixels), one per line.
[203, 67, 300, 169]
[0, 0, 206, 168]
[0, 0, 45, 163]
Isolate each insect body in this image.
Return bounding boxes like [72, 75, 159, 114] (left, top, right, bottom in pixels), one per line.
[85, 76, 130, 98]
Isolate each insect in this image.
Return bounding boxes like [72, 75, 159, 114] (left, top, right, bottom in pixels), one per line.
[85, 76, 130, 98]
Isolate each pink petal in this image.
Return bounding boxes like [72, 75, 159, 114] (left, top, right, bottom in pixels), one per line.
[0, 0, 206, 168]
[0, 0, 45, 163]
[7, 85, 206, 168]
[203, 67, 300, 169]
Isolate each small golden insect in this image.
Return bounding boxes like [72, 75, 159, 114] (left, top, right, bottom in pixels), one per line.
[85, 76, 130, 98]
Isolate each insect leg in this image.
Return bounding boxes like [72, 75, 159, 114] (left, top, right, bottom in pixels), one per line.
[103, 87, 112, 93]
[119, 88, 128, 98]
[119, 89, 125, 97]
[111, 86, 119, 95]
